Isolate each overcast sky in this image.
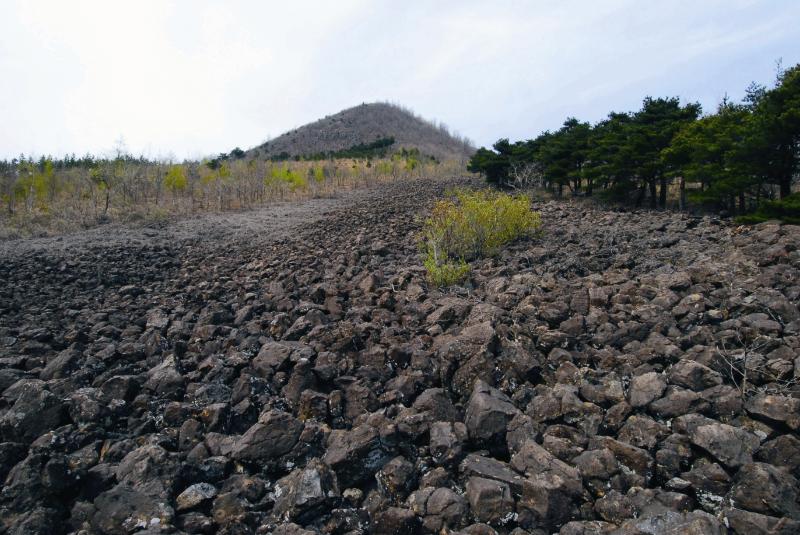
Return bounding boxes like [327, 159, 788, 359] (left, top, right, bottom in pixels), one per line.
[1, 0, 799, 160]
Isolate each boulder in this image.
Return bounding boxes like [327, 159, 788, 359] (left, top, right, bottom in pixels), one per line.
[143, 356, 185, 399]
[722, 507, 800, 535]
[376, 456, 417, 501]
[689, 422, 760, 468]
[92, 484, 174, 535]
[429, 421, 467, 465]
[371, 507, 420, 535]
[466, 477, 514, 525]
[746, 394, 800, 430]
[611, 510, 724, 534]
[465, 380, 520, 451]
[668, 360, 723, 391]
[231, 410, 303, 463]
[0, 382, 66, 444]
[273, 458, 340, 522]
[628, 372, 667, 408]
[324, 422, 395, 487]
[421, 487, 468, 532]
[175, 482, 218, 512]
[730, 462, 800, 519]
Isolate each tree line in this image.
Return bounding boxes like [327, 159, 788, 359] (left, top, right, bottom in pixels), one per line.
[468, 62, 800, 217]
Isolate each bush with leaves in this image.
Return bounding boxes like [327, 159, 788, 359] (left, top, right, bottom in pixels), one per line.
[268, 166, 308, 191]
[737, 192, 800, 225]
[421, 189, 540, 285]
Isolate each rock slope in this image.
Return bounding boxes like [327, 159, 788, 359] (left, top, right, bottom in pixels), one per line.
[1, 178, 799, 534]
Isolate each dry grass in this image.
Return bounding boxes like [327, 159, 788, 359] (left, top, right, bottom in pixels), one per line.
[0, 157, 465, 239]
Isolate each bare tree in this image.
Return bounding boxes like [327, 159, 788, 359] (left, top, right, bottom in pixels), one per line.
[508, 161, 543, 190]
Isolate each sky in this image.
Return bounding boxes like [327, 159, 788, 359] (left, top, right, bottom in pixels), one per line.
[1, 0, 799, 160]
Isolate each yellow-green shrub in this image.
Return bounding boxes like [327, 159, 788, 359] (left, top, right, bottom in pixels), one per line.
[421, 189, 540, 286]
[423, 256, 471, 286]
[164, 165, 187, 193]
[267, 166, 308, 191]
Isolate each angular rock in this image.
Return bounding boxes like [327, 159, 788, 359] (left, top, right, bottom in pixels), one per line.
[573, 448, 619, 480]
[0, 382, 66, 444]
[376, 456, 416, 501]
[510, 439, 582, 496]
[412, 388, 458, 422]
[372, 507, 420, 535]
[273, 458, 340, 522]
[628, 372, 667, 408]
[617, 414, 669, 450]
[756, 434, 800, 476]
[460, 454, 526, 496]
[668, 360, 723, 391]
[324, 422, 395, 487]
[722, 507, 800, 535]
[517, 471, 582, 530]
[143, 357, 185, 399]
[594, 490, 635, 523]
[231, 410, 303, 463]
[429, 421, 467, 465]
[465, 380, 520, 451]
[422, 487, 468, 532]
[689, 422, 760, 468]
[116, 444, 180, 498]
[176, 482, 218, 512]
[466, 477, 515, 525]
[746, 394, 800, 430]
[730, 462, 800, 519]
[612, 510, 724, 534]
[92, 484, 174, 535]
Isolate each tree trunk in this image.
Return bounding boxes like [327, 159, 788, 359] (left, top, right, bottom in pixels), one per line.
[649, 180, 657, 209]
[679, 176, 686, 211]
[659, 176, 667, 209]
[635, 185, 646, 207]
[780, 176, 791, 199]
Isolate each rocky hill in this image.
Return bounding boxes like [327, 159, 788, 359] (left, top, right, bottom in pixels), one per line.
[1, 178, 800, 534]
[251, 102, 474, 161]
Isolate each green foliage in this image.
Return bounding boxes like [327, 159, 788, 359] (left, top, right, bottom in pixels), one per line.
[164, 165, 188, 192]
[331, 137, 395, 159]
[206, 153, 231, 170]
[467, 145, 509, 184]
[280, 137, 396, 161]
[267, 166, 307, 191]
[664, 101, 755, 206]
[376, 160, 394, 175]
[736, 193, 800, 225]
[423, 257, 470, 286]
[310, 166, 325, 183]
[469, 63, 800, 215]
[421, 189, 541, 286]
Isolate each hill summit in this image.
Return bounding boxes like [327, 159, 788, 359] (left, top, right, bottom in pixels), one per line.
[251, 102, 474, 161]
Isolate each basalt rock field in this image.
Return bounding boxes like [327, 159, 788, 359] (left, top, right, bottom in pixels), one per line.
[1, 178, 799, 534]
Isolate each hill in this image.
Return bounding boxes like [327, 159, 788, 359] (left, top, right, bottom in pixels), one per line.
[250, 102, 474, 161]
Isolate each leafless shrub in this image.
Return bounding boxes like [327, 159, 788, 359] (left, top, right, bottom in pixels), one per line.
[507, 162, 544, 190]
